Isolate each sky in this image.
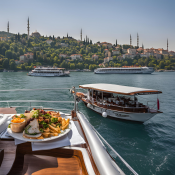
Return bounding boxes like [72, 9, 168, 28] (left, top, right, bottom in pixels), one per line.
[0, 0, 175, 51]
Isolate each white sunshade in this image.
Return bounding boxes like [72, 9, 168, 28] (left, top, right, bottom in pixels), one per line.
[79, 83, 162, 95]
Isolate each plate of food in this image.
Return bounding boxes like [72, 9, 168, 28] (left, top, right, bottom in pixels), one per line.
[7, 109, 71, 142]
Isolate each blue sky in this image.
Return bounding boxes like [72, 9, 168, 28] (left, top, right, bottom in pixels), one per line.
[0, 0, 175, 51]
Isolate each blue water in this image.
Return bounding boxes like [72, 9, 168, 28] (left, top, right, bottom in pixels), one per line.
[0, 72, 174, 175]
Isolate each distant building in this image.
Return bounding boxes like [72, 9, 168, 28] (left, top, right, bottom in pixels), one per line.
[0, 37, 10, 41]
[123, 54, 135, 59]
[122, 49, 127, 53]
[20, 52, 33, 62]
[92, 54, 98, 60]
[137, 47, 144, 53]
[98, 42, 112, 49]
[104, 49, 109, 53]
[127, 48, 136, 54]
[112, 50, 120, 55]
[140, 53, 148, 58]
[31, 30, 41, 38]
[108, 52, 111, 57]
[158, 49, 168, 55]
[104, 57, 113, 63]
[70, 54, 82, 60]
[117, 55, 124, 60]
[154, 53, 162, 59]
[46, 39, 53, 44]
[59, 54, 67, 58]
[169, 51, 175, 56]
[15, 60, 21, 65]
[61, 43, 68, 47]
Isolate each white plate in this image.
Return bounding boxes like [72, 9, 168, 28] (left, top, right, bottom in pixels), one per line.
[7, 122, 72, 142]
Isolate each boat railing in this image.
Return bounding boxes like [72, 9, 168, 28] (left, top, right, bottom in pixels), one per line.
[78, 111, 138, 175]
[0, 88, 81, 112]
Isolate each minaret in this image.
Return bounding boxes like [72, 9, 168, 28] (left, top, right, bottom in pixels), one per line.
[137, 33, 139, 48]
[27, 17, 30, 40]
[167, 38, 168, 51]
[7, 21, 9, 33]
[80, 28, 82, 41]
[130, 34, 132, 46]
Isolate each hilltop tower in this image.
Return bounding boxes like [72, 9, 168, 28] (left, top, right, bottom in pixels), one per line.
[7, 21, 9, 33]
[137, 33, 139, 48]
[80, 28, 82, 41]
[167, 38, 168, 51]
[27, 17, 30, 40]
[130, 34, 132, 46]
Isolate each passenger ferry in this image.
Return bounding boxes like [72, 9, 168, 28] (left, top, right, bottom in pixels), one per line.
[76, 83, 162, 123]
[28, 67, 70, 77]
[94, 66, 154, 74]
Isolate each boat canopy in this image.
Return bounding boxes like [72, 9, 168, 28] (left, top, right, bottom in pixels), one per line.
[79, 83, 162, 95]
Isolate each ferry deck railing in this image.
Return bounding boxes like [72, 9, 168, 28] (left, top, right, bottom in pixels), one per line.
[0, 87, 138, 175]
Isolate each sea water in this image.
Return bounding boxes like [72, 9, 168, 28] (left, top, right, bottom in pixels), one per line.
[0, 71, 174, 175]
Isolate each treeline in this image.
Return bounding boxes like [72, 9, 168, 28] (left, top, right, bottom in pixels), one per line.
[0, 33, 175, 71]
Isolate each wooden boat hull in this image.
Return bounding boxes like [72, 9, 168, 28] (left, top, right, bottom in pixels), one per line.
[82, 100, 157, 123]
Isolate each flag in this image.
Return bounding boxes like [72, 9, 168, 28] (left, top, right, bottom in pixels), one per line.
[157, 98, 160, 110]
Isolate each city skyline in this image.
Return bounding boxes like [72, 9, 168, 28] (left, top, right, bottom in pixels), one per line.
[0, 0, 175, 51]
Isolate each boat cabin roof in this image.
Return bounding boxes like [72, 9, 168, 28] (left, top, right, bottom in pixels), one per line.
[79, 83, 162, 95]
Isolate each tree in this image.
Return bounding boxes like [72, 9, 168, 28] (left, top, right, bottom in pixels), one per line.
[2, 58, 9, 69]
[159, 61, 165, 69]
[70, 63, 75, 69]
[5, 50, 13, 60]
[9, 59, 16, 70]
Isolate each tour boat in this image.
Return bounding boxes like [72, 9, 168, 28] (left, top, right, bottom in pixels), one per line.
[76, 83, 162, 123]
[28, 67, 70, 77]
[94, 66, 154, 74]
[0, 87, 138, 175]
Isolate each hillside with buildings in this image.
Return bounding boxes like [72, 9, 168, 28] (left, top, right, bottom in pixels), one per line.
[0, 28, 175, 71]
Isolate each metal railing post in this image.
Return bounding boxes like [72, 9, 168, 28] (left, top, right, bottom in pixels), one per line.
[73, 87, 76, 112]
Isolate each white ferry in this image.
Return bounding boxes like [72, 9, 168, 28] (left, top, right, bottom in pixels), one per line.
[94, 66, 154, 74]
[28, 67, 70, 77]
[76, 83, 162, 123]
